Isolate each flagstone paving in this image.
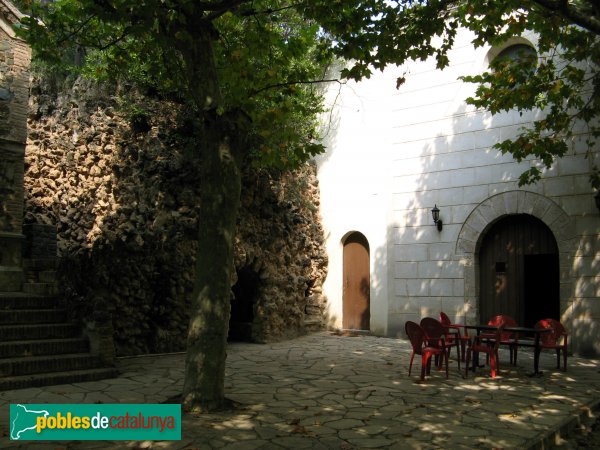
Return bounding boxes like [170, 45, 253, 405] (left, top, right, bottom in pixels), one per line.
[0, 331, 599, 449]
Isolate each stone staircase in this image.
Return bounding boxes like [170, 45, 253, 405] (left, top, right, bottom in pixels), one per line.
[0, 239, 118, 391]
[0, 292, 118, 390]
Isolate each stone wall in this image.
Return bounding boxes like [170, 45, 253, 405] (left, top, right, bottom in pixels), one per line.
[0, 11, 29, 144]
[0, 1, 29, 292]
[25, 77, 328, 354]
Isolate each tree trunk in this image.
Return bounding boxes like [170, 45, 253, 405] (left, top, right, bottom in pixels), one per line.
[181, 25, 243, 412]
[182, 129, 242, 412]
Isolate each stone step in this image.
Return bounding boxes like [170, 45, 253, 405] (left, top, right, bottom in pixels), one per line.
[24, 270, 57, 284]
[0, 292, 57, 309]
[0, 337, 89, 358]
[0, 353, 104, 377]
[0, 323, 81, 341]
[304, 318, 324, 332]
[0, 266, 23, 292]
[0, 367, 119, 391]
[22, 258, 58, 271]
[0, 308, 66, 324]
[22, 259, 58, 284]
[22, 282, 57, 296]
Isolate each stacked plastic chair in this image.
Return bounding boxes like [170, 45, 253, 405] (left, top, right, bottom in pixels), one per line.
[405, 321, 448, 381]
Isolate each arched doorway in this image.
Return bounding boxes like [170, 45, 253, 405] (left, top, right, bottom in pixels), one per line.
[229, 266, 259, 342]
[342, 232, 370, 330]
[479, 214, 559, 327]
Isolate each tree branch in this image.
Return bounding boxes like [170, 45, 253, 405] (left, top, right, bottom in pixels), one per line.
[249, 78, 346, 97]
[238, 4, 298, 17]
[532, 0, 600, 35]
[201, 0, 253, 21]
[55, 14, 97, 46]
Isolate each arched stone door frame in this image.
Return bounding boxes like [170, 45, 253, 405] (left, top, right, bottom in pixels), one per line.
[456, 191, 576, 325]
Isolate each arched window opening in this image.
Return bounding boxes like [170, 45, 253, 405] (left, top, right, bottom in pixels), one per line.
[495, 44, 537, 65]
[489, 43, 537, 78]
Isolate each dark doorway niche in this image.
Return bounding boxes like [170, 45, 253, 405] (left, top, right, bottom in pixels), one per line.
[229, 266, 259, 342]
[524, 254, 560, 328]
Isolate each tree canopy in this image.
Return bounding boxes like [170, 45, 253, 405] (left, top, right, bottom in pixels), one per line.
[17, 0, 337, 170]
[306, 0, 600, 187]
[13, 0, 600, 411]
[17, 1, 600, 185]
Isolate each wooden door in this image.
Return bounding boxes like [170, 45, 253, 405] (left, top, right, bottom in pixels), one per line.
[343, 232, 370, 330]
[479, 215, 558, 326]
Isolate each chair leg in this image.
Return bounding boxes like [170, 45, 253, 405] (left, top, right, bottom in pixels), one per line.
[513, 345, 518, 365]
[563, 348, 567, 372]
[438, 346, 450, 371]
[426, 355, 433, 375]
[421, 354, 432, 380]
[408, 352, 415, 376]
[465, 349, 471, 379]
[454, 341, 461, 370]
[556, 348, 560, 369]
[490, 353, 497, 378]
[444, 350, 449, 379]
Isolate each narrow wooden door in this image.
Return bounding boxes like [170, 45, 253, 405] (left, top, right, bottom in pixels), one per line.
[343, 232, 370, 330]
[479, 214, 558, 326]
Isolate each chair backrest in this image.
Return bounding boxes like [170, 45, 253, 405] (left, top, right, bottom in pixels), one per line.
[535, 318, 567, 346]
[439, 312, 451, 326]
[405, 321, 426, 355]
[420, 317, 445, 340]
[488, 314, 517, 341]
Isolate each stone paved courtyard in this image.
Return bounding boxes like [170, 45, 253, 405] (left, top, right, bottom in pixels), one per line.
[1, 331, 599, 449]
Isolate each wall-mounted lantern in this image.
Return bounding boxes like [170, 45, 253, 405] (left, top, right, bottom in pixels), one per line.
[595, 191, 600, 214]
[431, 205, 443, 231]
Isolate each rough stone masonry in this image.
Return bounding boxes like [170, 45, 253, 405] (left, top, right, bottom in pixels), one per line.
[24, 76, 329, 355]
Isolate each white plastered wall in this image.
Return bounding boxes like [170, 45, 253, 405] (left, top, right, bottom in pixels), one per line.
[316, 29, 600, 353]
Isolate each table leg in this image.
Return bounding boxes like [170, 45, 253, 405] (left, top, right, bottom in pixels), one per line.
[527, 331, 544, 377]
[471, 329, 481, 371]
[472, 350, 479, 372]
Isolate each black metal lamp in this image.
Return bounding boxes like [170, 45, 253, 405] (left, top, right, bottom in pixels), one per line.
[431, 204, 443, 231]
[595, 191, 600, 214]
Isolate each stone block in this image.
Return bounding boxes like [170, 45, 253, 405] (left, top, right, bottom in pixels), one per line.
[429, 278, 453, 296]
[393, 243, 428, 262]
[394, 261, 418, 278]
[22, 223, 57, 259]
[0, 232, 22, 266]
[0, 266, 22, 291]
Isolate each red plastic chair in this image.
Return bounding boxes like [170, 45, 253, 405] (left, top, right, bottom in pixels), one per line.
[486, 315, 519, 364]
[534, 319, 568, 371]
[465, 323, 505, 378]
[420, 317, 458, 368]
[405, 321, 448, 381]
[439, 312, 471, 362]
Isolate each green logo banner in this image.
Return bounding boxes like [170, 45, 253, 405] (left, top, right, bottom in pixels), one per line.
[10, 404, 181, 441]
